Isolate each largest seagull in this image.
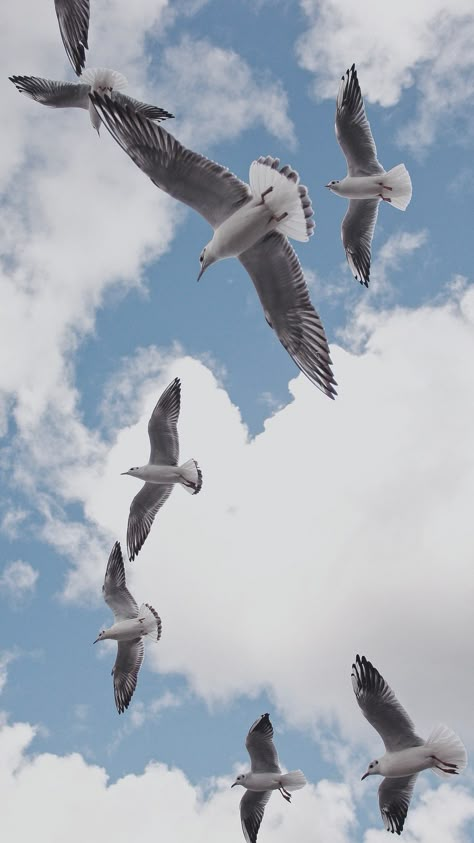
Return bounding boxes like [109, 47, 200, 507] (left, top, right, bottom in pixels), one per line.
[90, 93, 337, 398]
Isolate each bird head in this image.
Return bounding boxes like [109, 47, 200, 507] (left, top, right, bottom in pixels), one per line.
[121, 466, 140, 476]
[361, 759, 380, 780]
[93, 629, 107, 644]
[197, 245, 217, 281]
[231, 773, 247, 788]
[325, 179, 341, 193]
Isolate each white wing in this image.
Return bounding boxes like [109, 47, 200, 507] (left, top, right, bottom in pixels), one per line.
[245, 713, 281, 773]
[352, 655, 424, 752]
[335, 64, 384, 177]
[112, 638, 144, 714]
[341, 198, 380, 287]
[240, 790, 272, 843]
[239, 232, 337, 398]
[89, 93, 251, 229]
[54, 0, 90, 76]
[102, 541, 138, 621]
[378, 775, 418, 835]
[9, 75, 89, 109]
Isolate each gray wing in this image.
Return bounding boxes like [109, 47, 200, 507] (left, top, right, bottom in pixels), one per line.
[148, 377, 181, 465]
[112, 91, 174, 124]
[352, 655, 424, 752]
[89, 93, 251, 228]
[378, 775, 418, 835]
[112, 638, 144, 714]
[246, 713, 281, 773]
[54, 0, 90, 76]
[102, 541, 138, 621]
[341, 198, 380, 287]
[239, 232, 337, 398]
[9, 75, 89, 109]
[240, 790, 272, 843]
[335, 64, 384, 177]
[127, 483, 173, 561]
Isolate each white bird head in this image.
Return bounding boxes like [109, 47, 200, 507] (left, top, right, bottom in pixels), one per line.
[197, 245, 217, 281]
[231, 773, 248, 788]
[361, 759, 380, 780]
[121, 466, 140, 476]
[325, 179, 341, 193]
[93, 629, 108, 644]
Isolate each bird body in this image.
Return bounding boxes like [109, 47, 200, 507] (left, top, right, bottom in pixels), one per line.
[328, 174, 392, 201]
[204, 200, 280, 264]
[372, 746, 449, 778]
[122, 464, 185, 485]
[94, 610, 158, 643]
[234, 770, 307, 792]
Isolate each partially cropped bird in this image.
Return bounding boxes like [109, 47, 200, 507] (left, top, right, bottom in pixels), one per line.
[9, 68, 173, 134]
[89, 92, 337, 398]
[327, 64, 412, 286]
[353, 655, 467, 834]
[231, 713, 306, 843]
[94, 541, 162, 714]
[54, 0, 90, 76]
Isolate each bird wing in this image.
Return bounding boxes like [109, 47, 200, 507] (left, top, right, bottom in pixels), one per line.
[89, 93, 251, 228]
[239, 231, 337, 398]
[341, 198, 380, 287]
[240, 790, 272, 843]
[335, 64, 384, 177]
[112, 638, 144, 714]
[352, 655, 424, 752]
[102, 541, 138, 621]
[127, 483, 173, 561]
[148, 377, 181, 465]
[246, 713, 281, 773]
[112, 91, 174, 124]
[378, 775, 418, 835]
[9, 75, 89, 109]
[54, 0, 90, 77]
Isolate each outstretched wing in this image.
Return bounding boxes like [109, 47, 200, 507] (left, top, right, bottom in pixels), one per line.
[148, 377, 181, 465]
[335, 64, 384, 177]
[341, 198, 380, 287]
[127, 483, 173, 561]
[240, 790, 272, 843]
[245, 713, 281, 773]
[9, 75, 89, 109]
[378, 775, 418, 835]
[112, 638, 144, 714]
[54, 0, 90, 76]
[102, 541, 138, 621]
[112, 91, 174, 124]
[239, 232, 337, 398]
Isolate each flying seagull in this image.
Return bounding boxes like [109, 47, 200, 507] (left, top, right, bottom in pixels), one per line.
[89, 92, 337, 398]
[54, 0, 90, 76]
[9, 68, 173, 134]
[352, 655, 467, 835]
[94, 541, 162, 714]
[327, 64, 412, 286]
[231, 713, 306, 843]
[121, 377, 202, 562]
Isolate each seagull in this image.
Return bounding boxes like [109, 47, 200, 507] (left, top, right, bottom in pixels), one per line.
[121, 377, 202, 561]
[94, 541, 162, 714]
[54, 0, 90, 76]
[9, 68, 173, 134]
[89, 92, 337, 398]
[327, 64, 412, 286]
[352, 655, 467, 835]
[231, 713, 306, 843]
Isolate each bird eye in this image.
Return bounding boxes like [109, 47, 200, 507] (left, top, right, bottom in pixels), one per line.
[199, 255, 203, 263]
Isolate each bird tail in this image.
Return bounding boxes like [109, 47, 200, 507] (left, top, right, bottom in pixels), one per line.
[81, 67, 128, 92]
[280, 770, 307, 791]
[249, 156, 315, 242]
[382, 164, 412, 210]
[137, 603, 162, 641]
[426, 724, 467, 778]
[178, 459, 203, 495]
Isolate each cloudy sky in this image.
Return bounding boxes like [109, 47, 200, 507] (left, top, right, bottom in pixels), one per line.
[1, 0, 474, 840]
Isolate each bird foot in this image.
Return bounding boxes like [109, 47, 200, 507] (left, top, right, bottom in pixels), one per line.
[272, 211, 288, 223]
[258, 186, 274, 205]
[279, 787, 291, 802]
[378, 183, 393, 190]
[378, 194, 392, 203]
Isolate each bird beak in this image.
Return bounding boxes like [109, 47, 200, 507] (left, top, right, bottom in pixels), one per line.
[325, 183, 331, 188]
[361, 772, 369, 781]
[93, 638, 100, 644]
[120, 471, 128, 475]
[197, 266, 205, 282]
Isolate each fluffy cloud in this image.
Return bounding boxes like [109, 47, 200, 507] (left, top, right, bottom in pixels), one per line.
[0, 560, 38, 602]
[296, 0, 474, 150]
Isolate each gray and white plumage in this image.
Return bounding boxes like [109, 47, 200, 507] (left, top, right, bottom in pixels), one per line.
[98, 541, 162, 714]
[9, 73, 174, 131]
[242, 714, 280, 843]
[89, 93, 337, 398]
[54, 0, 90, 76]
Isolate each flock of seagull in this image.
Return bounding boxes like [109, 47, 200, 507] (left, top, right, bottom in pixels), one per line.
[10, 1, 468, 840]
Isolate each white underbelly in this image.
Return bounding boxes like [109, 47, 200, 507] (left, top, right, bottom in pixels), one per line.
[244, 773, 281, 791]
[109, 619, 142, 641]
[211, 203, 274, 259]
[337, 175, 386, 199]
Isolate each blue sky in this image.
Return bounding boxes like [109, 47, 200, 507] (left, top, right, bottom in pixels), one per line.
[1, 1, 474, 841]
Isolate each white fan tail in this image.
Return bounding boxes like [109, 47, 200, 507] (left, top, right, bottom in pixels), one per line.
[137, 603, 162, 641]
[178, 459, 203, 495]
[382, 163, 412, 210]
[249, 157, 315, 242]
[426, 724, 468, 778]
[81, 67, 128, 92]
[280, 770, 307, 791]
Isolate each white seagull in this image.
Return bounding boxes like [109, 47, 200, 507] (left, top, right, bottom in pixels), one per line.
[89, 92, 337, 398]
[54, 0, 90, 76]
[231, 713, 306, 843]
[353, 655, 467, 835]
[327, 64, 412, 286]
[9, 69, 173, 134]
[121, 377, 202, 562]
[94, 541, 162, 714]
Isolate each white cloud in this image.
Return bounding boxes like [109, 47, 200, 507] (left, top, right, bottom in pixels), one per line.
[0, 560, 38, 602]
[296, 0, 474, 150]
[0, 651, 17, 695]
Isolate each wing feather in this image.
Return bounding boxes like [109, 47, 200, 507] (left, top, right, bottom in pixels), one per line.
[54, 0, 90, 77]
[127, 483, 173, 561]
[112, 638, 144, 714]
[102, 541, 138, 621]
[335, 64, 384, 177]
[9, 75, 89, 108]
[148, 377, 181, 465]
[341, 198, 380, 287]
[378, 775, 417, 835]
[246, 713, 281, 773]
[240, 790, 272, 843]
